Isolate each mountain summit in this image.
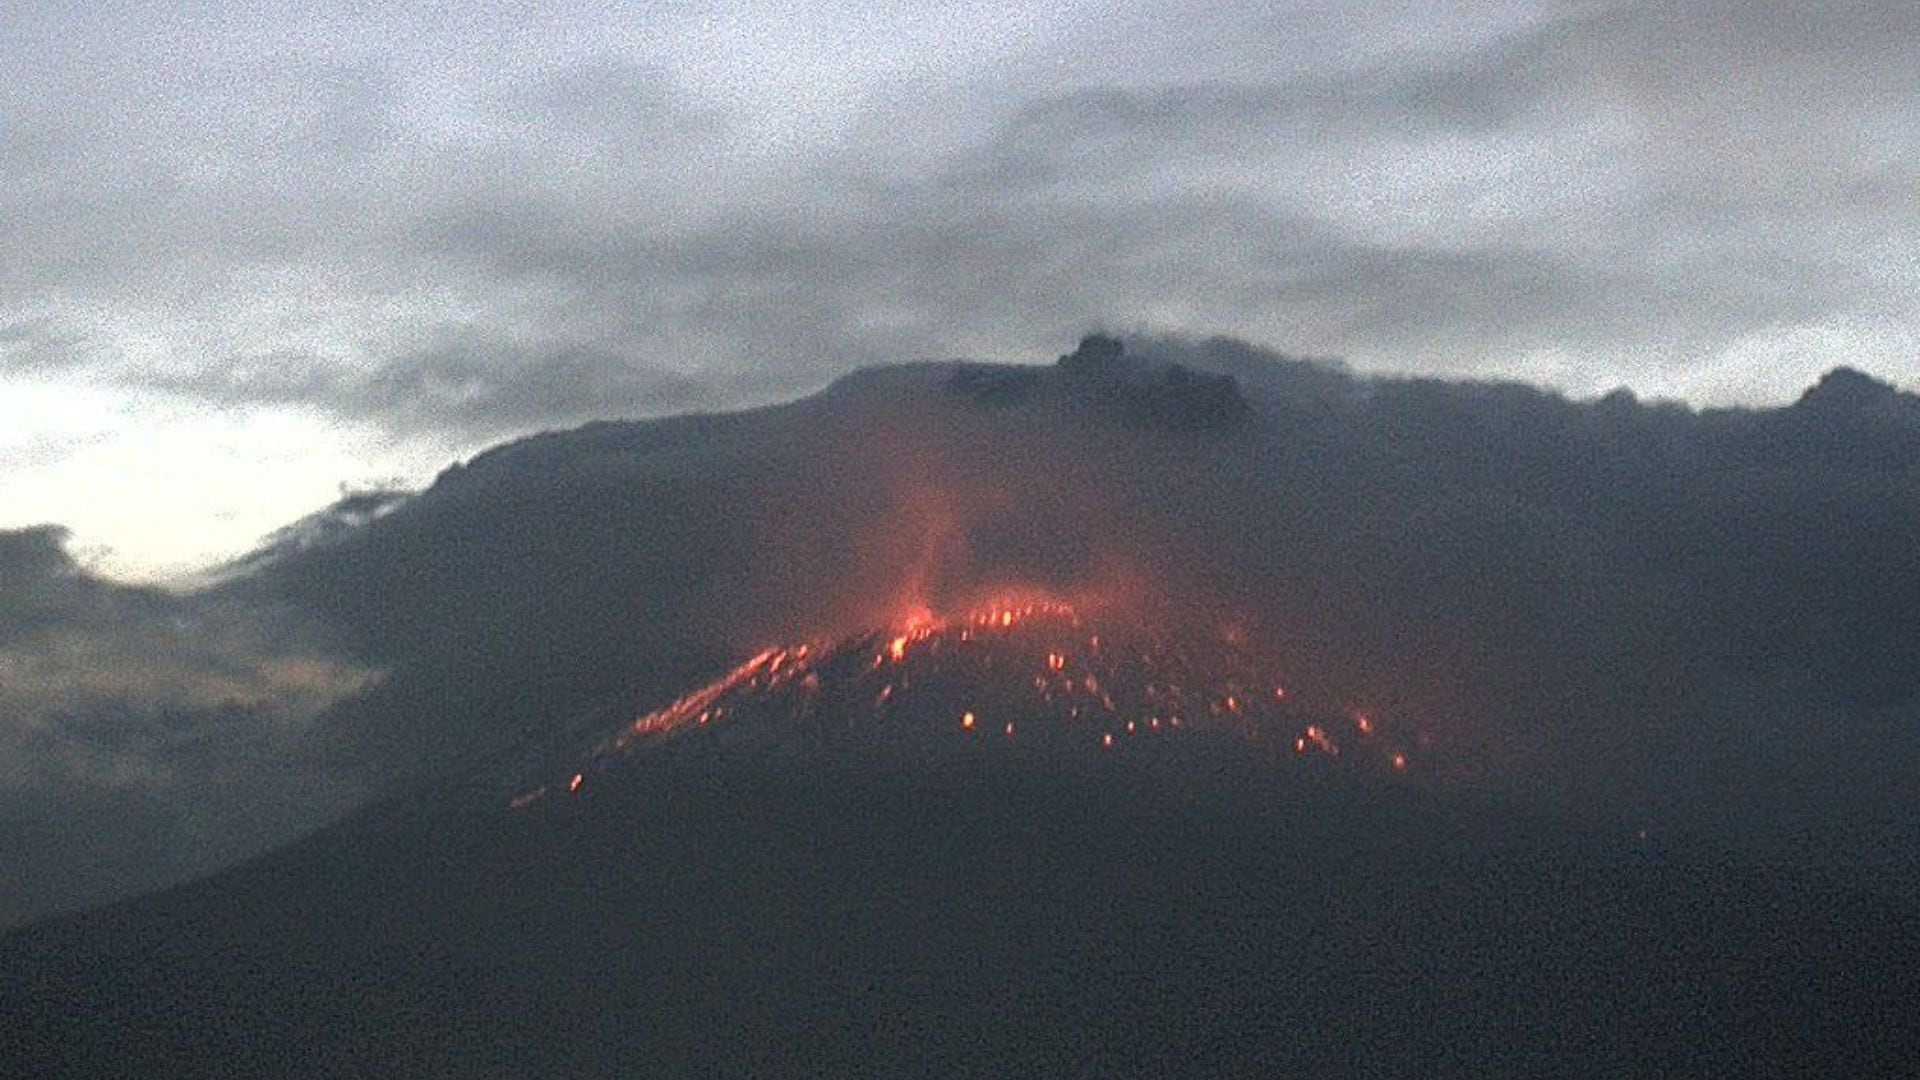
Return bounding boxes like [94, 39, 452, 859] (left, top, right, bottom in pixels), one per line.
[1796, 365, 1919, 420]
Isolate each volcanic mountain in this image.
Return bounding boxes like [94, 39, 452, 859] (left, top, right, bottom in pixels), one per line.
[6, 600, 1916, 1077]
[6, 340, 1920, 1076]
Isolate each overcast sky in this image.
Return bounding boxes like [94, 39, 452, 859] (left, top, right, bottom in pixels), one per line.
[4, 0, 1917, 577]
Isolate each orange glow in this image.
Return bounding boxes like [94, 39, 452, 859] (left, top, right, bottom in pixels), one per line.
[605, 645, 802, 749]
[900, 605, 936, 633]
[519, 591, 1447, 809]
[1303, 725, 1338, 755]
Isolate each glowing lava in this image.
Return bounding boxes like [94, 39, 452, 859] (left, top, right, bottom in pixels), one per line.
[511, 598, 1422, 808]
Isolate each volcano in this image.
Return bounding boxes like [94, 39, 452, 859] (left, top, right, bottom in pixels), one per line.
[6, 598, 1915, 1077]
[6, 349, 1920, 1077]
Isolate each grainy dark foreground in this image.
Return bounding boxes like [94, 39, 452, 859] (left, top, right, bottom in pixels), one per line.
[4, 746, 1914, 1079]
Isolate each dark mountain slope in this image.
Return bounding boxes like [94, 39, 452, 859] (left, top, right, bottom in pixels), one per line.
[6, 747, 1915, 1079]
[8, 592, 1919, 1077]
[233, 340, 1920, 880]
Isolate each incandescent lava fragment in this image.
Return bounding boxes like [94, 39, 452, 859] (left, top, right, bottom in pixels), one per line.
[510, 600, 1422, 806]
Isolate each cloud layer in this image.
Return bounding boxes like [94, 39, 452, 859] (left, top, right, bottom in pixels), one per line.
[6, 1, 1918, 577]
[0, 526, 375, 926]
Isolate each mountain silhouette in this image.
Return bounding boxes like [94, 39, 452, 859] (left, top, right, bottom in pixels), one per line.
[6, 340, 1919, 1075]
[6, 596, 1918, 1076]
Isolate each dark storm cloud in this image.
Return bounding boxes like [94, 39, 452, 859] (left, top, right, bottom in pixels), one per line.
[380, 0, 1916, 414]
[0, 526, 374, 927]
[961, 0, 1916, 355]
[5, 0, 1915, 453]
[162, 337, 713, 439]
[1, 52, 748, 437]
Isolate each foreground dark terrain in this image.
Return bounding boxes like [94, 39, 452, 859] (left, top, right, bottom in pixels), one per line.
[6, 738, 1917, 1078]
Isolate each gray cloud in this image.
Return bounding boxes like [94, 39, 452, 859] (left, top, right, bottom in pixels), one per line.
[0, 319, 90, 375]
[0, 526, 376, 927]
[4, 0, 1915, 455]
[162, 335, 713, 439]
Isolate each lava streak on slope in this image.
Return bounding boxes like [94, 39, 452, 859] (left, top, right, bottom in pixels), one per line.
[511, 600, 1421, 808]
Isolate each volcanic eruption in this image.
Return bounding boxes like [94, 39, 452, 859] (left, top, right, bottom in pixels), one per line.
[5, 340, 1918, 1079]
[510, 595, 1420, 811]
